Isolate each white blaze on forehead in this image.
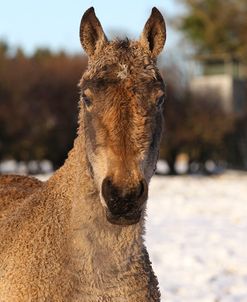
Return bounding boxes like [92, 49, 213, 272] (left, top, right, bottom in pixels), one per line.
[117, 64, 128, 79]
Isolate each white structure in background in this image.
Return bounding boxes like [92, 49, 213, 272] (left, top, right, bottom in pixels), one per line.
[156, 160, 170, 175]
[0, 159, 53, 175]
[189, 55, 247, 114]
[0, 160, 18, 174]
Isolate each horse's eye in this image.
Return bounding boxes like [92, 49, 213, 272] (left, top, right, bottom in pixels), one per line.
[156, 95, 165, 108]
[82, 95, 92, 107]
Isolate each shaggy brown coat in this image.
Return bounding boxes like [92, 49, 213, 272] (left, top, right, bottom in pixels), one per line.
[0, 7, 166, 302]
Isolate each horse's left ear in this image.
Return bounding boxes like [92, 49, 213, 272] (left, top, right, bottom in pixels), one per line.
[140, 7, 166, 58]
[80, 7, 107, 57]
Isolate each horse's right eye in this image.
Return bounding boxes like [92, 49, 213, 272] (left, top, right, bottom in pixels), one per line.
[82, 95, 92, 107]
[156, 95, 165, 108]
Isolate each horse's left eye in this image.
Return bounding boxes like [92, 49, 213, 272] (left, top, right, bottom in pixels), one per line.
[82, 95, 92, 107]
[156, 95, 165, 108]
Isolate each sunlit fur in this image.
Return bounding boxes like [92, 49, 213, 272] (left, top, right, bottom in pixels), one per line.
[79, 38, 165, 205]
[0, 7, 166, 302]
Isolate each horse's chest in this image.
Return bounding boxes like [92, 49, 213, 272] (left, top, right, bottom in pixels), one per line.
[65, 259, 153, 302]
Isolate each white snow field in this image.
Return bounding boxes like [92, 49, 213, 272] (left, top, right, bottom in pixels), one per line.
[146, 172, 247, 302]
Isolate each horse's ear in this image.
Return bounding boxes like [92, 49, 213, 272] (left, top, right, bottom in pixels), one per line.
[140, 7, 166, 58]
[79, 7, 107, 57]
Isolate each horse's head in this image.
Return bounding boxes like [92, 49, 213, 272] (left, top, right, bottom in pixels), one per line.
[79, 7, 166, 225]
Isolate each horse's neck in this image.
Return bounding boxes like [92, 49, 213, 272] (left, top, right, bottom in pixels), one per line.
[48, 129, 144, 268]
[45, 124, 152, 300]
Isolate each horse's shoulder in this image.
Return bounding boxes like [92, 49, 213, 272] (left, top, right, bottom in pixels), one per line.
[0, 174, 42, 186]
[0, 174, 43, 215]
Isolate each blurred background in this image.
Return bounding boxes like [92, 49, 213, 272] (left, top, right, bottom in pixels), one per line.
[0, 1, 247, 302]
[0, 0, 246, 174]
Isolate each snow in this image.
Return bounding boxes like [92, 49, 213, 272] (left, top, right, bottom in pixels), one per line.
[146, 172, 247, 302]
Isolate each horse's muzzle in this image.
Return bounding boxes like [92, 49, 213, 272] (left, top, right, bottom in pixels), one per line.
[101, 177, 148, 225]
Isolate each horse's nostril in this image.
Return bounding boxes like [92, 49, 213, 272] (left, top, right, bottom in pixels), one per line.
[136, 180, 145, 199]
[102, 177, 114, 201]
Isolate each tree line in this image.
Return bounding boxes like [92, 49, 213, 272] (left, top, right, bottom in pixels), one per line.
[0, 42, 87, 168]
[160, 65, 247, 173]
[0, 41, 246, 173]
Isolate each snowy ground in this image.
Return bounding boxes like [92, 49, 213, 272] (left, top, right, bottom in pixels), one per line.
[146, 172, 247, 302]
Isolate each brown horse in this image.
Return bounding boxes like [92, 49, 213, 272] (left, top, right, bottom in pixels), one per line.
[0, 7, 166, 302]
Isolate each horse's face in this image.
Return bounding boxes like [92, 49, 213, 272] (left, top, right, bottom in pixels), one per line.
[79, 7, 166, 225]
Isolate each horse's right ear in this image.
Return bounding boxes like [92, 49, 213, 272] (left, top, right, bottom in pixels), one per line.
[140, 7, 166, 58]
[79, 7, 107, 57]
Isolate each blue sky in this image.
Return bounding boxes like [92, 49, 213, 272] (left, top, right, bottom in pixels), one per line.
[0, 0, 184, 55]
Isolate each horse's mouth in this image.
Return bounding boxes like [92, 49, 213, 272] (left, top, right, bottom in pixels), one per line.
[105, 209, 142, 226]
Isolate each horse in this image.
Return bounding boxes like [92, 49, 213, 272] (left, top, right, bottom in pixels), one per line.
[0, 7, 166, 301]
